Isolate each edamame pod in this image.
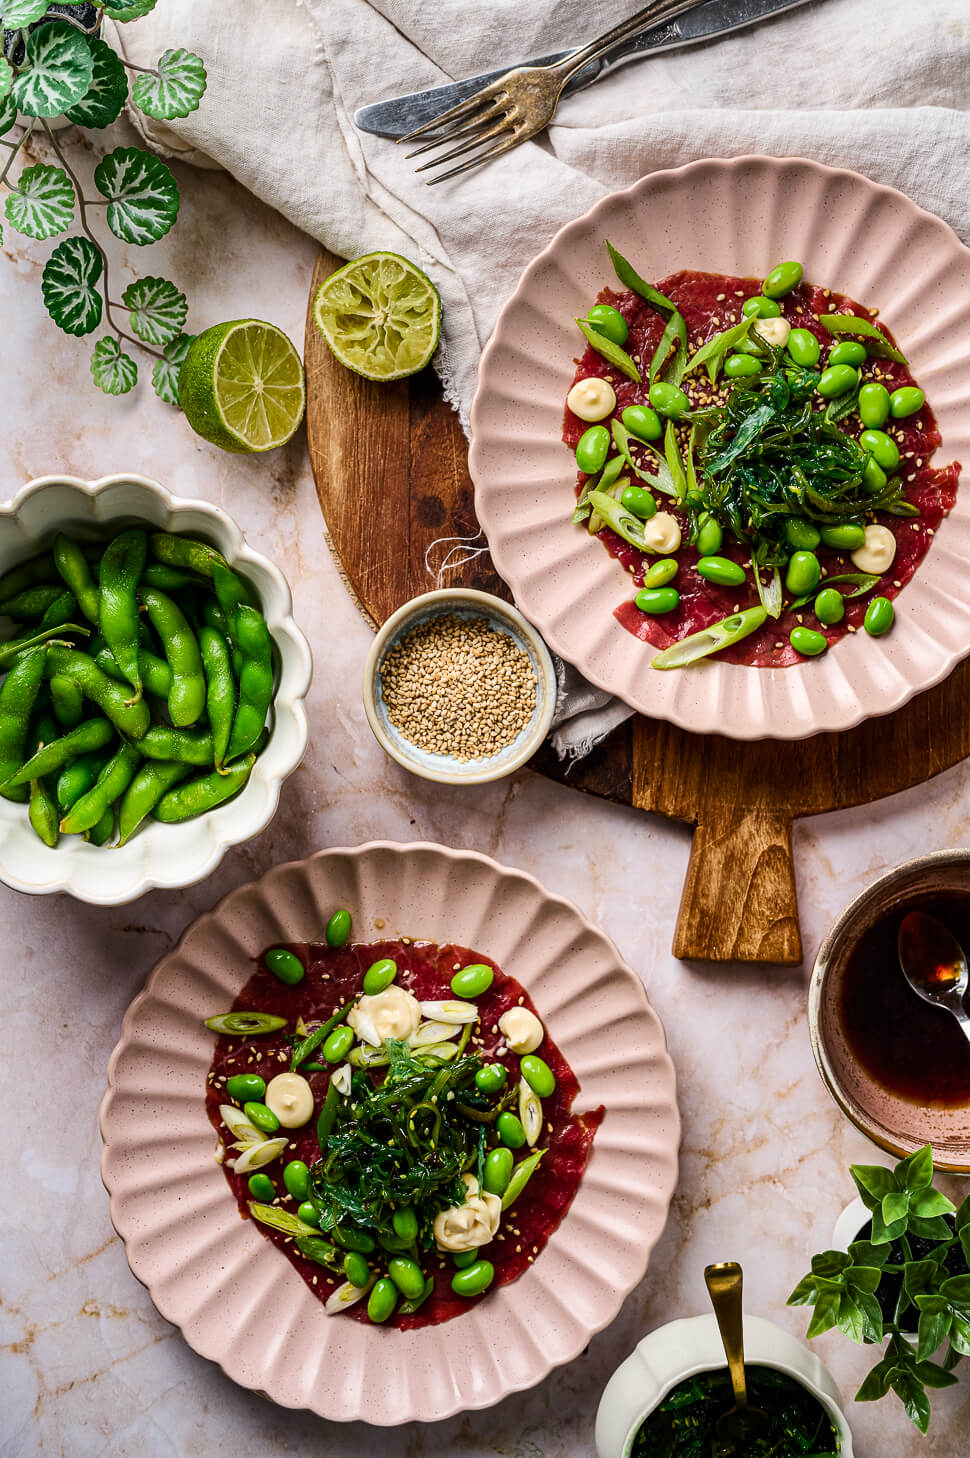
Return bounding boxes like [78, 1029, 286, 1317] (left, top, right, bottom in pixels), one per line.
[49, 673, 84, 728]
[60, 742, 140, 835]
[86, 805, 115, 846]
[136, 725, 214, 766]
[29, 778, 59, 846]
[149, 532, 228, 579]
[44, 644, 150, 740]
[152, 754, 255, 823]
[225, 604, 273, 761]
[52, 535, 100, 624]
[0, 649, 46, 803]
[117, 760, 189, 845]
[99, 528, 148, 701]
[95, 645, 173, 699]
[0, 552, 56, 602]
[1, 715, 114, 789]
[140, 587, 206, 728]
[212, 561, 256, 636]
[0, 585, 65, 619]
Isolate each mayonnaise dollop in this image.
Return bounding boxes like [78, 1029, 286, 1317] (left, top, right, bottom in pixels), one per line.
[265, 1072, 314, 1128]
[433, 1173, 502, 1253]
[347, 985, 421, 1047]
[641, 512, 682, 555]
[851, 523, 896, 575]
[566, 377, 617, 422]
[498, 1006, 544, 1054]
[754, 317, 791, 349]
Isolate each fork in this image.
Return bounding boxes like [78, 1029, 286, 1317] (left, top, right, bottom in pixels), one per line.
[399, 0, 711, 184]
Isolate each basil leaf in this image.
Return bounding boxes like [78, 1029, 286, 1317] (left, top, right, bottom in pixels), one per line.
[4, 163, 74, 240]
[819, 313, 908, 365]
[132, 48, 207, 121]
[123, 275, 187, 347]
[575, 318, 640, 382]
[11, 21, 94, 118]
[94, 146, 180, 246]
[41, 235, 103, 336]
[90, 336, 138, 396]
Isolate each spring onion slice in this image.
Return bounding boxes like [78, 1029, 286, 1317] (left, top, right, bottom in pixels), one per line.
[652, 606, 768, 670]
[683, 318, 754, 382]
[610, 420, 657, 486]
[755, 567, 783, 620]
[819, 314, 907, 365]
[788, 572, 881, 609]
[574, 454, 624, 523]
[575, 318, 641, 382]
[663, 422, 688, 503]
[248, 1200, 321, 1238]
[205, 1011, 287, 1036]
[586, 491, 648, 550]
[650, 311, 687, 386]
[501, 1148, 546, 1210]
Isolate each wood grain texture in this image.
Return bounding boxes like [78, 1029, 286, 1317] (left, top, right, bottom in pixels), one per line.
[305, 246, 970, 965]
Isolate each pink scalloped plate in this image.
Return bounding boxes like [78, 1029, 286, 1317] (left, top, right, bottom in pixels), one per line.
[99, 843, 679, 1424]
[470, 156, 970, 740]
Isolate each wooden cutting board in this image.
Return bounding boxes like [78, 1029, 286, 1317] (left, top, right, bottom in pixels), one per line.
[305, 248, 970, 965]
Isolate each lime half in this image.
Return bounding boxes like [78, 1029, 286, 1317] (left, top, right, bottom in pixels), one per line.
[313, 251, 441, 381]
[179, 320, 306, 454]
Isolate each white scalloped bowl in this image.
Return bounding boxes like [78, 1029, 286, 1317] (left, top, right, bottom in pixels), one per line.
[470, 156, 970, 740]
[100, 842, 680, 1423]
[0, 474, 311, 903]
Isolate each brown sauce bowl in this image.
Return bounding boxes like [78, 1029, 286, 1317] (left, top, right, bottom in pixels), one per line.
[809, 849, 970, 1173]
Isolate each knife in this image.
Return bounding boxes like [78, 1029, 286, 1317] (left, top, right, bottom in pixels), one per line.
[354, 0, 818, 138]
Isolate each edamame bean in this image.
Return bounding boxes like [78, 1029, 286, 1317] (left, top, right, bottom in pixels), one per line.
[621, 404, 662, 442]
[642, 558, 678, 589]
[343, 1252, 371, 1288]
[451, 963, 494, 998]
[483, 1147, 514, 1197]
[323, 1024, 354, 1062]
[696, 556, 747, 588]
[784, 551, 821, 596]
[575, 424, 611, 476]
[452, 1248, 478, 1270]
[864, 596, 895, 636]
[265, 947, 305, 985]
[497, 1112, 526, 1149]
[621, 485, 657, 520]
[784, 518, 821, 550]
[388, 1257, 426, 1300]
[789, 626, 828, 657]
[634, 587, 679, 615]
[648, 381, 690, 418]
[451, 1260, 495, 1298]
[326, 908, 352, 948]
[890, 386, 924, 418]
[819, 524, 866, 551]
[817, 364, 859, 398]
[863, 458, 887, 493]
[828, 341, 867, 367]
[586, 304, 629, 346]
[520, 1054, 556, 1098]
[283, 1160, 309, 1200]
[762, 261, 803, 298]
[243, 1101, 280, 1134]
[475, 1063, 507, 1095]
[858, 382, 891, 428]
[860, 429, 901, 470]
[814, 588, 845, 626]
[742, 295, 782, 318]
[391, 1206, 419, 1243]
[786, 328, 821, 367]
[247, 1173, 275, 1202]
[696, 514, 724, 556]
[228, 1073, 266, 1103]
[363, 957, 397, 994]
[724, 354, 761, 378]
[367, 1277, 398, 1323]
[297, 1201, 320, 1226]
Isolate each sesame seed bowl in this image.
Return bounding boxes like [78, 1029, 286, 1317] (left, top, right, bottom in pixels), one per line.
[361, 589, 556, 784]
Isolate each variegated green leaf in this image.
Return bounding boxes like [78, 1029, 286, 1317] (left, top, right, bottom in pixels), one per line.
[122, 275, 186, 346]
[152, 331, 194, 407]
[131, 48, 206, 120]
[101, 0, 159, 16]
[64, 36, 128, 129]
[94, 146, 179, 246]
[11, 22, 94, 119]
[4, 163, 74, 239]
[91, 336, 137, 395]
[42, 235, 103, 336]
[0, 57, 12, 104]
[0, 94, 16, 137]
[2, 0, 51, 25]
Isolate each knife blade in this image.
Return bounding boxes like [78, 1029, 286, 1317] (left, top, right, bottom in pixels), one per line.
[354, 0, 818, 138]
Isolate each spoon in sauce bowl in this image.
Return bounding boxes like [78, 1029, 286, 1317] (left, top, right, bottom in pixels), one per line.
[704, 1262, 769, 1453]
[898, 910, 970, 1050]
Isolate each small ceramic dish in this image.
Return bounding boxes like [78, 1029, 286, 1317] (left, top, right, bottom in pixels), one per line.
[361, 588, 556, 784]
[809, 849, 970, 1172]
[595, 1314, 853, 1458]
[0, 473, 312, 904]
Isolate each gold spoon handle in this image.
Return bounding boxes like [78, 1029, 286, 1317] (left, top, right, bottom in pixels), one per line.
[705, 1262, 749, 1413]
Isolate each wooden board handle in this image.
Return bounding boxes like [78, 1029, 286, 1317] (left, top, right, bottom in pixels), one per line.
[672, 809, 801, 964]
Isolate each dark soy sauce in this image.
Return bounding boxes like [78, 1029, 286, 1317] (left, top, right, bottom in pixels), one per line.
[840, 892, 970, 1106]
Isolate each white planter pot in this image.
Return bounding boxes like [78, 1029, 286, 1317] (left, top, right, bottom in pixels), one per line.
[595, 1313, 853, 1458]
[833, 1196, 873, 1252]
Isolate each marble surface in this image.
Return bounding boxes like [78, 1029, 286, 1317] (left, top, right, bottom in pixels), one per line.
[3, 117, 970, 1458]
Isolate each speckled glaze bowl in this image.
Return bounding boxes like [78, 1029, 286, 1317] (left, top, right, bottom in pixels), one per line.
[0, 474, 311, 903]
[470, 156, 970, 740]
[809, 849, 970, 1171]
[100, 842, 680, 1423]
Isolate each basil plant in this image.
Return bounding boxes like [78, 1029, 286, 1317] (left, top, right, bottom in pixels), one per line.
[789, 1144, 970, 1434]
[0, 1, 205, 400]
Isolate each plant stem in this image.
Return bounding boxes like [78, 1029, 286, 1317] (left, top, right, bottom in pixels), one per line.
[119, 61, 156, 76]
[39, 119, 164, 362]
[0, 117, 33, 188]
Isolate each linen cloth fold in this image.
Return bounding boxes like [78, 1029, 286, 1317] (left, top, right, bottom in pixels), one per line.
[106, 0, 970, 757]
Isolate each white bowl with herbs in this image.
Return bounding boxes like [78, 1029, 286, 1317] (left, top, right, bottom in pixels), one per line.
[362, 589, 556, 784]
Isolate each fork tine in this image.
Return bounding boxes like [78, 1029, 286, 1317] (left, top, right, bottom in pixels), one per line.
[413, 117, 513, 174]
[397, 83, 504, 145]
[405, 101, 506, 159]
[424, 129, 523, 185]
